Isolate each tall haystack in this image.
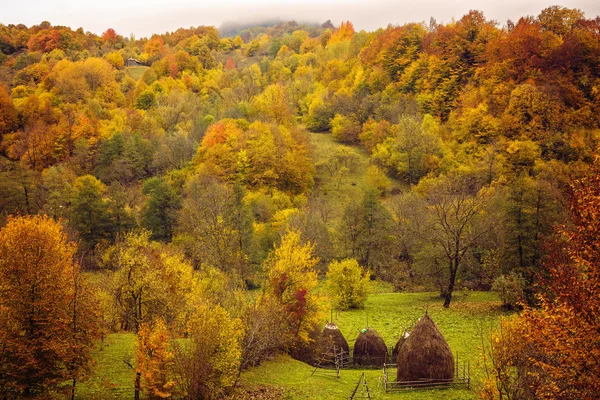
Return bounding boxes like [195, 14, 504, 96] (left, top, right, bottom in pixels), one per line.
[392, 331, 410, 360]
[316, 322, 350, 366]
[353, 327, 388, 367]
[396, 313, 454, 383]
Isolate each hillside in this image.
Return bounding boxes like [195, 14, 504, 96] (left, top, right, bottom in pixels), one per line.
[1, 6, 599, 399]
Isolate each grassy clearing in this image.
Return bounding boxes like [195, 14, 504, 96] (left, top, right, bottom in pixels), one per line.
[308, 131, 409, 205]
[75, 333, 136, 400]
[79, 291, 504, 399]
[242, 290, 504, 399]
[309, 132, 369, 200]
[126, 66, 150, 81]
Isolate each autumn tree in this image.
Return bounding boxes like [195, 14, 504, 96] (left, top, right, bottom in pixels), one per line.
[325, 259, 370, 310]
[136, 318, 176, 399]
[176, 175, 252, 277]
[482, 161, 600, 398]
[238, 294, 288, 372]
[101, 28, 118, 46]
[372, 115, 442, 185]
[107, 230, 197, 332]
[252, 84, 292, 125]
[173, 303, 243, 399]
[329, 21, 355, 44]
[263, 230, 322, 348]
[0, 85, 18, 136]
[0, 215, 98, 398]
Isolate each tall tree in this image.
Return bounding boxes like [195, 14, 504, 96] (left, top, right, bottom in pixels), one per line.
[173, 303, 243, 399]
[263, 230, 322, 347]
[108, 231, 197, 333]
[70, 175, 112, 249]
[141, 177, 181, 241]
[177, 176, 252, 277]
[421, 174, 491, 307]
[136, 319, 176, 400]
[0, 215, 98, 398]
[341, 189, 393, 274]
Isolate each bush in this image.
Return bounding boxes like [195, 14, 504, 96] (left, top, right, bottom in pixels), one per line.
[331, 114, 361, 143]
[492, 271, 525, 310]
[326, 259, 370, 310]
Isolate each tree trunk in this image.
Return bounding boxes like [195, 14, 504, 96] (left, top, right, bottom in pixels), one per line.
[444, 262, 457, 308]
[134, 372, 141, 400]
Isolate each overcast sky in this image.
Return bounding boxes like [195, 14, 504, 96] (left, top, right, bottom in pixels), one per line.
[2, 0, 599, 38]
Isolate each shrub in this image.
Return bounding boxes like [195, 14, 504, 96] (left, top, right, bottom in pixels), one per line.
[326, 259, 370, 310]
[331, 114, 361, 143]
[492, 271, 525, 310]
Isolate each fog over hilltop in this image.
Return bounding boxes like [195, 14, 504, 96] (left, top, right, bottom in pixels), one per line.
[2, 0, 599, 38]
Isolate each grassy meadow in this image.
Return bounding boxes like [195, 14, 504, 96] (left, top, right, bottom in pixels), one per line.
[76, 333, 137, 400]
[78, 288, 505, 399]
[126, 65, 150, 81]
[241, 289, 504, 399]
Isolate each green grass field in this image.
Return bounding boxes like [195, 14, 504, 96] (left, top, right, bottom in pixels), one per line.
[75, 333, 136, 400]
[78, 290, 504, 399]
[126, 66, 150, 81]
[241, 290, 503, 399]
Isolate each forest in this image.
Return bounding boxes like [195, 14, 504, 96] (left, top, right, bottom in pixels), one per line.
[0, 5, 599, 399]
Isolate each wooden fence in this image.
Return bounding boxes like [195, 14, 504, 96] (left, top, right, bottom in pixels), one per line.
[382, 354, 470, 392]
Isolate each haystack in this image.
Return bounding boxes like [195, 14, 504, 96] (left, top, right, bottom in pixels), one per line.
[353, 327, 388, 367]
[316, 322, 350, 366]
[396, 313, 454, 383]
[392, 331, 410, 360]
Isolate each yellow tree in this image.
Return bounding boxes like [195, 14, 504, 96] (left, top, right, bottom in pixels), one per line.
[263, 230, 322, 347]
[173, 303, 243, 399]
[326, 259, 370, 310]
[108, 230, 197, 333]
[0, 215, 98, 398]
[252, 84, 292, 125]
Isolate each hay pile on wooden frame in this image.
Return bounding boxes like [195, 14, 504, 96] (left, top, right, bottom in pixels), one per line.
[396, 313, 454, 383]
[353, 327, 388, 367]
[316, 322, 350, 366]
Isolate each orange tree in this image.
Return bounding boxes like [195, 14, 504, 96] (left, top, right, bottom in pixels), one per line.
[0, 215, 98, 398]
[482, 161, 600, 399]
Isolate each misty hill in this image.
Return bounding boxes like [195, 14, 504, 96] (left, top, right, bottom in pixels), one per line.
[219, 18, 331, 40]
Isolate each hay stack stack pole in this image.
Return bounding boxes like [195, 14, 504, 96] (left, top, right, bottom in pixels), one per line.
[353, 327, 388, 367]
[318, 322, 350, 366]
[396, 313, 454, 383]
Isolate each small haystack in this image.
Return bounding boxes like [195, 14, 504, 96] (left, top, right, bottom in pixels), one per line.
[392, 331, 410, 360]
[396, 313, 454, 383]
[353, 327, 388, 367]
[316, 322, 350, 366]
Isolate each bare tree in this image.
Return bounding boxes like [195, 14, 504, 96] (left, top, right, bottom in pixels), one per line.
[424, 175, 491, 307]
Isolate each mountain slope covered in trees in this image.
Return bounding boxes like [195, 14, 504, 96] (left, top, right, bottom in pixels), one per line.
[0, 6, 599, 398]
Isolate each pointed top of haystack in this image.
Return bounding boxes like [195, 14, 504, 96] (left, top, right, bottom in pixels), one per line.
[396, 313, 454, 383]
[325, 322, 339, 330]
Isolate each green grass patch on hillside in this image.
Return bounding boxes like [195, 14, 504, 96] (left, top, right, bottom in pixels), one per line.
[75, 333, 136, 400]
[80, 291, 504, 399]
[242, 290, 504, 399]
[308, 131, 409, 210]
[126, 66, 150, 81]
